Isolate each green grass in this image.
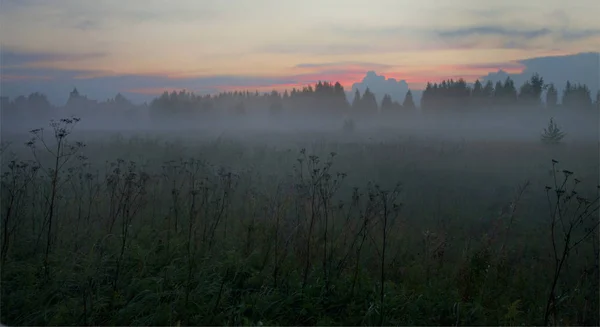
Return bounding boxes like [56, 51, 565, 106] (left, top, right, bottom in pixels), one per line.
[1, 126, 598, 326]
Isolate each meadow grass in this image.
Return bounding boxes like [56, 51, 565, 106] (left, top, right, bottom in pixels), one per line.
[1, 123, 598, 326]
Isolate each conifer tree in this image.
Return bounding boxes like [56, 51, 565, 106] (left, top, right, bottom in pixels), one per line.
[403, 90, 415, 109]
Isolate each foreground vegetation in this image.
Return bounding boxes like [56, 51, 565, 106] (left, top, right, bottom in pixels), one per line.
[1, 118, 599, 326]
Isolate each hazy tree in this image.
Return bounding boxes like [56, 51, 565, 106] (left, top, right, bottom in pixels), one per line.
[380, 94, 394, 113]
[518, 73, 545, 107]
[113, 93, 132, 106]
[26, 92, 52, 110]
[471, 79, 484, 107]
[530, 74, 545, 100]
[546, 83, 558, 108]
[420, 82, 434, 110]
[333, 82, 350, 111]
[493, 80, 504, 106]
[472, 80, 483, 96]
[351, 89, 361, 111]
[518, 81, 533, 103]
[503, 77, 518, 105]
[421, 79, 472, 110]
[315, 81, 325, 96]
[361, 88, 378, 113]
[333, 82, 345, 97]
[563, 81, 593, 109]
[482, 80, 495, 107]
[402, 90, 415, 110]
[492, 77, 517, 106]
[66, 88, 82, 108]
[454, 78, 471, 109]
[310, 81, 350, 113]
[269, 90, 283, 116]
[562, 81, 572, 107]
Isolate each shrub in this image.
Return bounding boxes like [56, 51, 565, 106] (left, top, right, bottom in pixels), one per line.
[541, 117, 565, 144]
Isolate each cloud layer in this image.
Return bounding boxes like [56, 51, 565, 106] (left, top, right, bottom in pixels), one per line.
[1, 1, 599, 104]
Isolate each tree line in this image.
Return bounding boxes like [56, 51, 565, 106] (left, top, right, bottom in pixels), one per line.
[1, 74, 598, 124]
[421, 74, 596, 111]
[147, 74, 598, 116]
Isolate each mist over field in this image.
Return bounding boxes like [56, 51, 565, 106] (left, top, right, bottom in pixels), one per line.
[3, 90, 598, 139]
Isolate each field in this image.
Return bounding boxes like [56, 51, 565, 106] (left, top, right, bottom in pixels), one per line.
[1, 116, 599, 326]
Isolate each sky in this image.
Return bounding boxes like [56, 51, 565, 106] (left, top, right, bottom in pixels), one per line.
[1, 0, 599, 104]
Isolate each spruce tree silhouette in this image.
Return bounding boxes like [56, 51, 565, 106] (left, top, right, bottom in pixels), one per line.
[402, 90, 415, 110]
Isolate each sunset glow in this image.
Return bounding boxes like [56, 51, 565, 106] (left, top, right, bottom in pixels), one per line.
[1, 0, 599, 103]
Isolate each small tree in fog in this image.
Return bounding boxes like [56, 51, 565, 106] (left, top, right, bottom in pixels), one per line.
[541, 117, 565, 144]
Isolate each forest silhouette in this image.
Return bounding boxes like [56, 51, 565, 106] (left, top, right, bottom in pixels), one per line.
[2, 73, 598, 125]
